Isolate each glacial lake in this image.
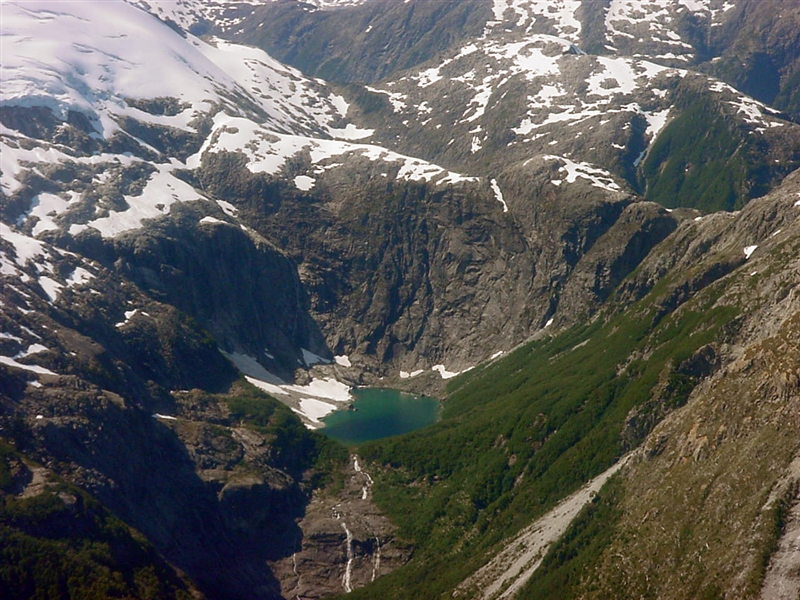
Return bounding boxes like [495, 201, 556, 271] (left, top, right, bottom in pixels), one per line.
[320, 388, 441, 445]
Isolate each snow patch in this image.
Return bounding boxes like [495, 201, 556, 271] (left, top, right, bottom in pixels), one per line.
[23, 193, 74, 235]
[199, 216, 227, 226]
[329, 123, 374, 140]
[115, 309, 142, 328]
[66, 267, 93, 288]
[292, 398, 337, 426]
[400, 369, 424, 379]
[365, 86, 407, 112]
[294, 175, 316, 191]
[545, 155, 621, 192]
[216, 200, 238, 216]
[334, 355, 352, 367]
[38, 277, 63, 303]
[283, 378, 352, 402]
[0, 355, 57, 376]
[491, 179, 509, 213]
[587, 56, 639, 97]
[416, 65, 445, 88]
[153, 413, 178, 421]
[645, 107, 671, 140]
[16, 344, 49, 358]
[433, 364, 473, 379]
[1, 223, 46, 266]
[245, 376, 290, 397]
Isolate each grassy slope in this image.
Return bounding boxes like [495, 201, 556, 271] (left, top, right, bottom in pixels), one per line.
[346, 262, 738, 599]
[576, 256, 800, 600]
[641, 98, 749, 212]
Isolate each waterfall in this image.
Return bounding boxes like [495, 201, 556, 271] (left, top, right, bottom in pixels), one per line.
[342, 522, 354, 593]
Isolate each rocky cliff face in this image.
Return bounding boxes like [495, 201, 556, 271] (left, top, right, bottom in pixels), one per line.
[197, 148, 536, 374]
[231, 0, 491, 85]
[194, 140, 685, 378]
[107, 205, 329, 382]
[0, 228, 404, 598]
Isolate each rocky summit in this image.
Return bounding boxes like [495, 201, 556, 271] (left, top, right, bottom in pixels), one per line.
[2, 1, 800, 599]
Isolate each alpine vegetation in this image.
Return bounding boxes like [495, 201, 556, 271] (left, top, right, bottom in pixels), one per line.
[2, 1, 800, 599]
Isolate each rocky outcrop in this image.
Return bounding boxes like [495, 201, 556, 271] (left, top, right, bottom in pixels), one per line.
[271, 457, 409, 599]
[197, 146, 686, 376]
[0, 234, 396, 599]
[106, 203, 330, 382]
[228, 0, 491, 85]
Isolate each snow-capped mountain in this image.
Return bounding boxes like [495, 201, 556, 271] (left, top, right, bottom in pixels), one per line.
[1, 0, 377, 239]
[1, 1, 355, 138]
[129, 0, 369, 35]
[486, 0, 736, 55]
[3, 1, 800, 599]
[3, 0, 799, 428]
[214, 0, 800, 210]
[239, 0, 800, 118]
[359, 19, 800, 211]
[2, 0, 542, 429]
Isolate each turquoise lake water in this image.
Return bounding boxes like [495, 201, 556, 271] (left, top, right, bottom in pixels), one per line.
[320, 388, 440, 445]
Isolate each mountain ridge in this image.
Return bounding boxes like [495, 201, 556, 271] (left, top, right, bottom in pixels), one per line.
[3, 0, 800, 598]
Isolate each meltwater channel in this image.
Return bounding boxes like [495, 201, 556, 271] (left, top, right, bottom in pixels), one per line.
[320, 388, 441, 445]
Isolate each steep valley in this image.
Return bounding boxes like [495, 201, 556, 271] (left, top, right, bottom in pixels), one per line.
[2, 1, 800, 599]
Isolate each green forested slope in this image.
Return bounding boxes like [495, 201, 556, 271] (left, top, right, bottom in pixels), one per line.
[346, 250, 740, 599]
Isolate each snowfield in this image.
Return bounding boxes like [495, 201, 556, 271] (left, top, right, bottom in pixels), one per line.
[1, 1, 351, 137]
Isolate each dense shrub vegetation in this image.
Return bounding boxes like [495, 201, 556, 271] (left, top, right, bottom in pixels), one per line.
[347, 275, 738, 599]
[0, 443, 195, 600]
[519, 477, 624, 600]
